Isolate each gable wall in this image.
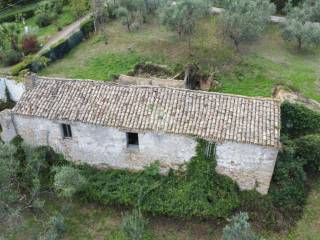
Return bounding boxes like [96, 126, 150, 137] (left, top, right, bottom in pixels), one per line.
[216, 141, 278, 194]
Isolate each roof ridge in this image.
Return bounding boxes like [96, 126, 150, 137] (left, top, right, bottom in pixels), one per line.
[37, 76, 280, 102]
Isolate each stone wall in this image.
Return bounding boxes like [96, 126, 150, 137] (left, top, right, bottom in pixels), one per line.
[216, 141, 278, 194]
[0, 114, 279, 194]
[0, 110, 17, 142]
[12, 115, 197, 172]
[0, 77, 25, 102]
[117, 75, 185, 88]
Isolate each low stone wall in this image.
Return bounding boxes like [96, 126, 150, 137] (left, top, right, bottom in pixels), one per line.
[0, 76, 25, 102]
[117, 75, 185, 88]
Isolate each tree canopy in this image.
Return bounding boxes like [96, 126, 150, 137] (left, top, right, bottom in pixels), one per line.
[218, 0, 276, 50]
[282, 0, 320, 49]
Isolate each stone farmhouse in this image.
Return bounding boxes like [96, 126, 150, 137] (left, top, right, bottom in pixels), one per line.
[0, 76, 281, 194]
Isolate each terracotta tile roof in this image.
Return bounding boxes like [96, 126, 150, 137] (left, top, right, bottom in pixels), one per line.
[13, 77, 281, 147]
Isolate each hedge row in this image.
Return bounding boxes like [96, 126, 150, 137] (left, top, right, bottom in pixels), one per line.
[42, 18, 94, 62]
[281, 101, 320, 137]
[0, 6, 35, 24]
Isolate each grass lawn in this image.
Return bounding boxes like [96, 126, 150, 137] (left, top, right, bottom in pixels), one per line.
[41, 17, 320, 101]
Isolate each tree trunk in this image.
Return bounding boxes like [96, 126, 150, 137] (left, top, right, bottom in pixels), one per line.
[297, 37, 302, 50]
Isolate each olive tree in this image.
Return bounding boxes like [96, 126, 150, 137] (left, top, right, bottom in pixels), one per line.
[159, 0, 207, 52]
[222, 212, 261, 240]
[218, 0, 276, 50]
[54, 166, 87, 199]
[302, 0, 320, 22]
[282, 1, 320, 50]
[121, 209, 147, 240]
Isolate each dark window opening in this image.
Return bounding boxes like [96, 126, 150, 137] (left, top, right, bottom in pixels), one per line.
[127, 132, 139, 147]
[62, 124, 72, 138]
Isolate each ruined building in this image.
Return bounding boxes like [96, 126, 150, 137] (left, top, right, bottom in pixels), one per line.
[0, 76, 281, 194]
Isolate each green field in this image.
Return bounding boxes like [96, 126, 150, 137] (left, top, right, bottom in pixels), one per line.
[41, 17, 320, 101]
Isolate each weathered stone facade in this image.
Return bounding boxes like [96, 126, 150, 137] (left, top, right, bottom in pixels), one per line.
[12, 115, 197, 172]
[216, 141, 278, 194]
[0, 113, 279, 194]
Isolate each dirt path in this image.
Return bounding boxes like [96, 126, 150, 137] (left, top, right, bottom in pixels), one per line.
[39, 14, 91, 54]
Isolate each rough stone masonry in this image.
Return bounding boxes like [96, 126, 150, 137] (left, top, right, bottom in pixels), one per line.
[0, 76, 281, 194]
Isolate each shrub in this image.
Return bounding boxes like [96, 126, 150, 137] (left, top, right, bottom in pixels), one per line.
[10, 55, 49, 76]
[82, 140, 240, 218]
[222, 212, 261, 240]
[0, 49, 23, 66]
[53, 166, 87, 199]
[121, 209, 147, 240]
[238, 191, 280, 230]
[35, 1, 57, 27]
[271, 0, 303, 12]
[35, 15, 53, 28]
[269, 140, 307, 214]
[53, 0, 64, 14]
[67, 31, 84, 49]
[281, 101, 320, 137]
[70, 0, 89, 18]
[44, 212, 66, 240]
[21, 34, 40, 55]
[80, 18, 94, 37]
[295, 134, 320, 173]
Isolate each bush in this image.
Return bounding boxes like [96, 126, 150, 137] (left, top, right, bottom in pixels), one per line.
[82, 140, 240, 218]
[35, 14, 53, 28]
[238, 191, 280, 230]
[295, 134, 320, 173]
[21, 34, 40, 55]
[35, 1, 57, 27]
[271, 0, 303, 12]
[44, 212, 66, 240]
[0, 49, 23, 66]
[269, 140, 307, 214]
[53, 0, 64, 14]
[10, 55, 49, 76]
[70, 0, 89, 18]
[222, 212, 261, 240]
[121, 209, 147, 240]
[53, 166, 87, 198]
[67, 31, 84, 49]
[80, 18, 94, 37]
[281, 101, 320, 137]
